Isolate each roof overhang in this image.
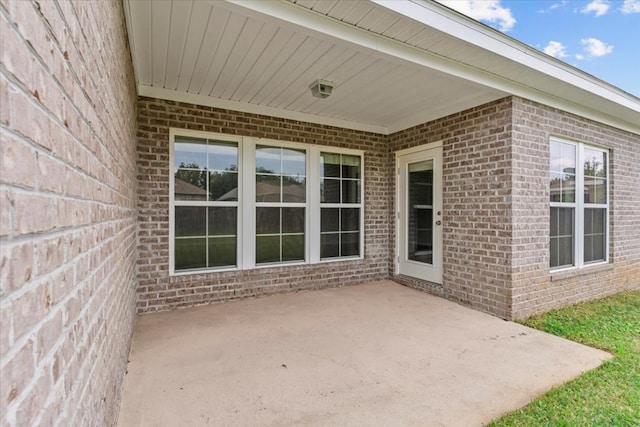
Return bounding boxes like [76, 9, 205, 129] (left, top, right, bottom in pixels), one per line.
[124, 0, 640, 135]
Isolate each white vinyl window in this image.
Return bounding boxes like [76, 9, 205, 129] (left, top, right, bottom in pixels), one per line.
[169, 129, 364, 275]
[549, 138, 609, 270]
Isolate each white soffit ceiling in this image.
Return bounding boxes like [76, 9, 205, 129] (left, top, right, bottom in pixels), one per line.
[124, 0, 640, 135]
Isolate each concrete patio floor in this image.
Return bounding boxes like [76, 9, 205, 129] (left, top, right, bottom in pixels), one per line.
[117, 280, 610, 426]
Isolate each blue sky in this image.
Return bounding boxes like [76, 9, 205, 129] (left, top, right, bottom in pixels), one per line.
[437, 0, 640, 96]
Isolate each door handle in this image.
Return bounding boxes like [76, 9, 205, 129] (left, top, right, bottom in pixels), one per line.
[435, 220, 442, 226]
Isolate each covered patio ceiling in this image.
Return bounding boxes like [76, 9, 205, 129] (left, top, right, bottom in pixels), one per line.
[124, 0, 640, 135]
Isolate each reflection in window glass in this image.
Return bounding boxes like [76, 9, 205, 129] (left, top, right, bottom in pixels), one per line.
[584, 208, 606, 263]
[256, 145, 306, 203]
[549, 141, 576, 204]
[255, 207, 305, 264]
[550, 207, 574, 268]
[320, 152, 362, 260]
[174, 137, 238, 271]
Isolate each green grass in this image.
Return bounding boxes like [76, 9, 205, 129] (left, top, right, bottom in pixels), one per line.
[489, 291, 640, 427]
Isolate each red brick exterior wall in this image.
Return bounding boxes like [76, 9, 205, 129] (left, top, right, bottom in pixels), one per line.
[136, 97, 391, 312]
[0, 1, 137, 425]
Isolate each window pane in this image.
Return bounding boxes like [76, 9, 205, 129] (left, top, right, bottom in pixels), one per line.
[585, 177, 607, 204]
[322, 179, 340, 203]
[584, 148, 606, 178]
[256, 236, 280, 263]
[321, 233, 340, 258]
[550, 238, 558, 268]
[321, 208, 339, 232]
[282, 148, 306, 176]
[550, 172, 562, 203]
[282, 176, 305, 202]
[341, 232, 360, 257]
[256, 175, 281, 202]
[341, 208, 360, 232]
[175, 169, 207, 201]
[175, 207, 206, 236]
[207, 140, 238, 171]
[550, 207, 574, 269]
[550, 140, 576, 204]
[558, 207, 574, 236]
[209, 171, 238, 201]
[175, 238, 206, 270]
[208, 207, 236, 236]
[558, 236, 573, 267]
[342, 180, 360, 204]
[175, 136, 207, 170]
[562, 173, 575, 203]
[256, 146, 282, 174]
[256, 207, 280, 235]
[208, 237, 236, 267]
[282, 208, 305, 233]
[584, 208, 606, 263]
[321, 153, 341, 177]
[342, 155, 361, 179]
[282, 235, 304, 262]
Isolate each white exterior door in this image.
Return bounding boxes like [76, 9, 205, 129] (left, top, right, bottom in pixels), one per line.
[396, 145, 443, 283]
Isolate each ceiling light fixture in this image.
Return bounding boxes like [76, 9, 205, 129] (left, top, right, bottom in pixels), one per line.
[309, 79, 334, 99]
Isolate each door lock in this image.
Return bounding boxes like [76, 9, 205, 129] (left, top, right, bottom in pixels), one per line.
[435, 220, 442, 225]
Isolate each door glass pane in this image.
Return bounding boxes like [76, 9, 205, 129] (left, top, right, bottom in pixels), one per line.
[408, 160, 434, 264]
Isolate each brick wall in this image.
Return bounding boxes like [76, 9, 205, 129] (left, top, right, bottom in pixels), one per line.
[0, 1, 137, 425]
[136, 97, 390, 312]
[509, 97, 640, 319]
[389, 98, 515, 319]
[137, 95, 638, 320]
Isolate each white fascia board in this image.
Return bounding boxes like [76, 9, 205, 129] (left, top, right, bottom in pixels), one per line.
[223, 0, 640, 134]
[122, 0, 140, 89]
[377, 0, 638, 111]
[139, 85, 389, 135]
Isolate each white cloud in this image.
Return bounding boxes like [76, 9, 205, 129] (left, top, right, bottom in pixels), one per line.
[543, 41, 568, 58]
[437, 0, 516, 31]
[621, 0, 640, 13]
[580, 38, 614, 57]
[581, 0, 610, 16]
[576, 54, 585, 60]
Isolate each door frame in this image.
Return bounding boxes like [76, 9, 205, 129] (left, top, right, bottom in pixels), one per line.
[395, 142, 443, 284]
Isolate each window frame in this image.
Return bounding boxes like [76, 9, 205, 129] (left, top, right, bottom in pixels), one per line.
[169, 129, 364, 276]
[549, 136, 609, 272]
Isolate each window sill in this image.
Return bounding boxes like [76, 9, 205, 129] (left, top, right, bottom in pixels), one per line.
[550, 262, 613, 282]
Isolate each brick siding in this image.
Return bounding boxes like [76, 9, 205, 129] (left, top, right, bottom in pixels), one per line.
[389, 98, 515, 319]
[509, 97, 640, 319]
[0, 1, 137, 425]
[136, 97, 391, 312]
[389, 97, 639, 320]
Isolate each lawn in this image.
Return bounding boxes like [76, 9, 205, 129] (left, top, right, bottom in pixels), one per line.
[489, 291, 640, 427]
